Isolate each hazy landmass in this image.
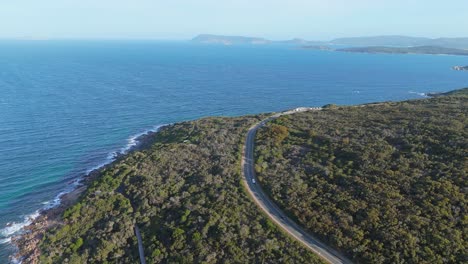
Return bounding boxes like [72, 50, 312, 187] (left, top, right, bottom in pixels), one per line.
[192, 34, 272, 45]
[301, 45, 333, 51]
[192, 34, 326, 46]
[192, 34, 468, 50]
[255, 88, 467, 263]
[337, 46, 468, 56]
[330, 36, 468, 49]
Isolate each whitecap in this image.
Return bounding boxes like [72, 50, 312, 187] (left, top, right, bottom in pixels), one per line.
[0, 237, 11, 244]
[84, 124, 165, 174]
[119, 124, 164, 155]
[10, 256, 22, 264]
[409, 91, 428, 97]
[0, 211, 40, 244]
[3, 123, 166, 253]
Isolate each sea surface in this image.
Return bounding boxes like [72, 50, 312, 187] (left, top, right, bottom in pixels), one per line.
[0, 40, 467, 261]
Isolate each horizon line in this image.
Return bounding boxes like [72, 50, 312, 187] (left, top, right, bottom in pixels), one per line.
[1, 34, 468, 42]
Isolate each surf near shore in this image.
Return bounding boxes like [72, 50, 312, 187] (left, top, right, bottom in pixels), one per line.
[9, 125, 165, 263]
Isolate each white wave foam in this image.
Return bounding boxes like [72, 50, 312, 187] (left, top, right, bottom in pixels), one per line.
[0, 211, 40, 244]
[2, 124, 165, 253]
[85, 125, 164, 174]
[120, 125, 164, 154]
[10, 257, 23, 264]
[409, 91, 428, 97]
[10, 257, 22, 264]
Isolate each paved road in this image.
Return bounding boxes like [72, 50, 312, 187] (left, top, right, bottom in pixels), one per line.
[241, 108, 352, 264]
[134, 225, 147, 264]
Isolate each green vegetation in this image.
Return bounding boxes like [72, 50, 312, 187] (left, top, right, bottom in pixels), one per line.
[255, 89, 467, 263]
[37, 116, 323, 263]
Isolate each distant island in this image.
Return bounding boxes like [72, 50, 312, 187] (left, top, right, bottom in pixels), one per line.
[192, 34, 271, 45]
[337, 46, 468, 56]
[453, 65, 468, 71]
[191, 34, 325, 46]
[192, 34, 468, 50]
[301, 45, 333, 51]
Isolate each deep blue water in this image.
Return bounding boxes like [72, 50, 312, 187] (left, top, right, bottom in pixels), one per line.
[0, 41, 467, 261]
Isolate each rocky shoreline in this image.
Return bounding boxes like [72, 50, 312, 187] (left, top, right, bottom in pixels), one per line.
[10, 128, 162, 263]
[453, 65, 468, 71]
[11, 178, 94, 263]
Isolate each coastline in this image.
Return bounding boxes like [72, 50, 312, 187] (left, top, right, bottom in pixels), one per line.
[9, 127, 164, 263]
[8, 87, 467, 262]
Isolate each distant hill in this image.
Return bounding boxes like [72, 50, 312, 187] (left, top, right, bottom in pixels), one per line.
[192, 34, 468, 50]
[301, 45, 333, 51]
[192, 34, 271, 45]
[338, 45, 468, 56]
[275, 38, 327, 46]
[331, 36, 468, 49]
[192, 34, 326, 46]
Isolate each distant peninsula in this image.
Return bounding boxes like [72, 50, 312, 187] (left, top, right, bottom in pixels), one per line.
[453, 65, 468, 71]
[301, 45, 333, 51]
[192, 34, 271, 45]
[192, 34, 468, 50]
[191, 34, 326, 46]
[337, 46, 468, 56]
[330, 36, 468, 49]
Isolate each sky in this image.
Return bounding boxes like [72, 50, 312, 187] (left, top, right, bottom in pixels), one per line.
[1, 0, 467, 40]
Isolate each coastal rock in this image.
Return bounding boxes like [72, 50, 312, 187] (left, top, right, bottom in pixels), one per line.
[453, 65, 468, 71]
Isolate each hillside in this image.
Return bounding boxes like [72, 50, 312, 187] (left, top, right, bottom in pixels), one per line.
[255, 89, 467, 263]
[16, 115, 323, 263]
[192, 34, 271, 45]
[338, 46, 468, 56]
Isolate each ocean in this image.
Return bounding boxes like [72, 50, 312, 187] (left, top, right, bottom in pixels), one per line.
[0, 40, 467, 261]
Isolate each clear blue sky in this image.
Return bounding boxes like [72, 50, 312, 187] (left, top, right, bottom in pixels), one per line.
[1, 0, 467, 40]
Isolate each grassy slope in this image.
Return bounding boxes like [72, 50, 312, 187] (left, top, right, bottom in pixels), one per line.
[255, 89, 467, 263]
[37, 115, 323, 263]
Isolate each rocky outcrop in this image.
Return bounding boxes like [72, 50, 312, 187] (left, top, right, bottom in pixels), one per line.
[453, 66, 468, 71]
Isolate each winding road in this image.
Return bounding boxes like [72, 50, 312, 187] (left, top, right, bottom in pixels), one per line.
[134, 225, 146, 264]
[241, 108, 352, 264]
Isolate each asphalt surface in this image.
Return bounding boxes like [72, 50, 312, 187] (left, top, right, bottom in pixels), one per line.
[241, 108, 352, 264]
[134, 225, 147, 264]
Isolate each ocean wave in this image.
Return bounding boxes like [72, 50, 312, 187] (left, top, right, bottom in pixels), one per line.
[85, 125, 164, 174]
[408, 91, 428, 97]
[120, 125, 164, 154]
[9, 257, 21, 264]
[2, 124, 164, 255]
[0, 211, 40, 245]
